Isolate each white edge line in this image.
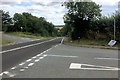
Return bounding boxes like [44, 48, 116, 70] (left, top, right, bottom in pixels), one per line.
[0, 38, 58, 54]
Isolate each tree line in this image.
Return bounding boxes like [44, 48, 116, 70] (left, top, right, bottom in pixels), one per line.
[61, 1, 120, 42]
[1, 10, 58, 37]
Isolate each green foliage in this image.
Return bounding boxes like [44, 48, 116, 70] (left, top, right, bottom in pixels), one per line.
[0, 10, 12, 32]
[63, 1, 120, 43]
[1, 10, 58, 37]
[63, 1, 102, 40]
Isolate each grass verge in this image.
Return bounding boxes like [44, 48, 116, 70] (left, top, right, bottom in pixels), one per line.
[5, 32, 52, 39]
[67, 37, 119, 47]
[0, 38, 14, 45]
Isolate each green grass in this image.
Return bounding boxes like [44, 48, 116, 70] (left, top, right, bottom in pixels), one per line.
[5, 32, 52, 39]
[68, 38, 119, 47]
[0, 38, 14, 45]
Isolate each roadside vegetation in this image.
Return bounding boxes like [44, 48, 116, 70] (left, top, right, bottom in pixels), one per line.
[1, 10, 58, 37]
[61, 1, 120, 47]
[0, 38, 14, 45]
[5, 32, 52, 39]
[67, 37, 119, 47]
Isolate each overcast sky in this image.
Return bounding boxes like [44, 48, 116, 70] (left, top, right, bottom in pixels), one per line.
[0, 0, 119, 25]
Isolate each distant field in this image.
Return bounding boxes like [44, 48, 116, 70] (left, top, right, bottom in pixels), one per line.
[0, 38, 14, 45]
[5, 32, 52, 39]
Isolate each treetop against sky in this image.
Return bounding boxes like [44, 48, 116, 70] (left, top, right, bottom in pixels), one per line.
[0, 0, 119, 25]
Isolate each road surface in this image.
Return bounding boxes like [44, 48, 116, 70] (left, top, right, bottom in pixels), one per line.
[0, 37, 119, 79]
[2, 34, 40, 44]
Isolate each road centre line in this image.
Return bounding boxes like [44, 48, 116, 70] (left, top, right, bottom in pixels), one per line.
[47, 54, 78, 58]
[95, 57, 120, 60]
[0, 41, 62, 78]
[0, 38, 58, 54]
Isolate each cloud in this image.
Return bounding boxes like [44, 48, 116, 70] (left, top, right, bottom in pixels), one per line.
[0, 0, 119, 25]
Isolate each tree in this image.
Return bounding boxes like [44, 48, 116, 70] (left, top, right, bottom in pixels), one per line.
[63, 1, 102, 40]
[0, 10, 12, 32]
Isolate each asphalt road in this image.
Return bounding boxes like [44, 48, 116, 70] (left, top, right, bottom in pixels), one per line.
[1, 37, 62, 72]
[0, 37, 119, 79]
[2, 34, 40, 44]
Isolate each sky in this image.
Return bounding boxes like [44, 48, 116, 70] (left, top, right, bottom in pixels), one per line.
[0, 0, 119, 25]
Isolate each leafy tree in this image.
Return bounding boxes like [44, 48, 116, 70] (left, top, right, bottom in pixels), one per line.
[0, 10, 12, 32]
[63, 1, 102, 40]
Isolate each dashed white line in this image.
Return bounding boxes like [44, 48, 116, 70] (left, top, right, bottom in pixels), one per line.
[3, 71, 9, 74]
[26, 59, 32, 62]
[28, 63, 34, 67]
[11, 66, 17, 70]
[39, 57, 44, 59]
[24, 67, 29, 69]
[0, 73, 3, 76]
[35, 59, 40, 62]
[19, 62, 25, 66]
[32, 56, 37, 59]
[20, 69, 25, 72]
[43, 54, 47, 57]
[36, 54, 41, 57]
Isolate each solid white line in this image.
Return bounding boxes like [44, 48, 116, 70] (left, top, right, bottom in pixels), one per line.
[47, 54, 78, 58]
[95, 58, 120, 60]
[0, 38, 57, 54]
[61, 37, 64, 44]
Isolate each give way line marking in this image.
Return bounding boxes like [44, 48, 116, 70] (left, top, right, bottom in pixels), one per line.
[69, 63, 120, 71]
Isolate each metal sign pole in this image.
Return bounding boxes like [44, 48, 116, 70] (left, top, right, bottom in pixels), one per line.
[114, 18, 115, 40]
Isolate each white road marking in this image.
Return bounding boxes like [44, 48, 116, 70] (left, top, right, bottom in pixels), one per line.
[32, 56, 37, 59]
[24, 67, 29, 69]
[11, 66, 17, 70]
[61, 37, 64, 44]
[69, 63, 81, 69]
[0, 73, 3, 76]
[28, 63, 34, 67]
[0, 38, 63, 78]
[39, 57, 44, 59]
[43, 54, 47, 57]
[20, 69, 25, 72]
[26, 59, 32, 62]
[95, 58, 120, 60]
[36, 54, 41, 57]
[0, 38, 57, 54]
[35, 59, 40, 62]
[3, 71, 9, 74]
[69, 63, 120, 71]
[47, 54, 78, 58]
[19, 62, 25, 66]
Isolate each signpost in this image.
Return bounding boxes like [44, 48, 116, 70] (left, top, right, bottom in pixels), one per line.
[108, 40, 117, 47]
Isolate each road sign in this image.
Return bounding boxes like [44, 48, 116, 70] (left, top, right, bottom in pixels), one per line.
[69, 63, 120, 71]
[108, 40, 117, 47]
